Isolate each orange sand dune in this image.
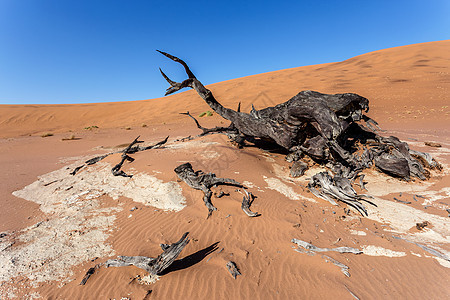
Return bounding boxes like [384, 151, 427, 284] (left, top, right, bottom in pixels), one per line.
[0, 41, 449, 299]
[0, 40, 449, 138]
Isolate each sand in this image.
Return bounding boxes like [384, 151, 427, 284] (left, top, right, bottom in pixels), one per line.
[0, 40, 449, 299]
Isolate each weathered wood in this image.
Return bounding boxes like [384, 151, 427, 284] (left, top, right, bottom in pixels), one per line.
[345, 285, 361, 300]
[393, 197, 411, 204]
[307, 172, 375, 216]
[111, 136, 143, 177]
[180, 112, 237, 137]
[424, 141, 441, 148]
[70, 136, 168, 176]
[111, 154, 134, 177]
[415, 221, 429, 230]
[290, 160, 308, 178]
[409, 149, 441, 170]
[392, 235, 450, 262]
[79, 264, 101, 285]
[292, 238, 362, 254]
[106, 232, 190, 276]
[70, 165, 84, 176]
[174, 162, 243, 216]
[86, 154, 109, 165]
[215, 191, 229, 198]
[374, 153, 410, 179]
[322, 255, 350, 277]
[226, 261, 241, 279]
[241, 190, 259, 217]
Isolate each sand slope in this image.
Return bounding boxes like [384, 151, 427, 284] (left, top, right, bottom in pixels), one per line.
[0, 40, 449, 138]
[0, 41, 449, 299]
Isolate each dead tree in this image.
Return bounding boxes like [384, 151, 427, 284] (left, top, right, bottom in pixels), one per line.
[158, 51, 439, 214]
[174, 163, 243, 217]
[106, 232, 190, 276]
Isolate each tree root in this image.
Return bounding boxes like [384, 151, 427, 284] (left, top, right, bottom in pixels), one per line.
[307, 172, 376, 216]
[241, 190, 259, 217]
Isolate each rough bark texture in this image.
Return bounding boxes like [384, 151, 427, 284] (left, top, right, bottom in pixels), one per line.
[174, 162, 243, 217]
[106, 232, 190, 276]
[226, 261, 241, 279]
[158, 51, 439, 215]
[241, 190, 259, 217]
[307, 172, 376, 216]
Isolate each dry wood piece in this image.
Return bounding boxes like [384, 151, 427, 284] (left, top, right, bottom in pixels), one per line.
[70, 165, 84, 176]
[292, 238, 362, 254]
[70, 135, 168, 176]
[111, 153, 135, 177]
[174, 162, 243, 216]
[158, 51, 439, 215]
[322, 255, 350, 277]
[416, 221, 429, 230]
[292, 239, 354, 277]
[79, 264, 101, 285]
[307, 172, 376, 216]
[290, 160, 308, 178]
[85, 154, 109, 165]
[409, 149, 441, 170]
[215, 191, 229, 198]
[393, 197, 411, 204]
[111, 136, 144, 177]
[355, 174, 367, 191]
[180, 111, 237, 137]
[345, 285, 360, 300]
[424, 141, 441, 148]
[374, 153, 410, 179]
[226, 261, 241, 279]
[392, 235, 450, 262]
[241, 190, 259, 217]
[106, 232, 190, 276]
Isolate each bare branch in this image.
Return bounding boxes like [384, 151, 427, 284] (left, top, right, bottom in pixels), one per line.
[157, 50, 196, 79]
[106, 232, 190, 276]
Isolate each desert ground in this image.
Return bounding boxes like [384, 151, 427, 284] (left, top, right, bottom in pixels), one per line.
[0, 40, 449, 299]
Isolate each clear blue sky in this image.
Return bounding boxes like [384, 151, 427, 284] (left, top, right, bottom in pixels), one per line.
[0, 0, 449, 104]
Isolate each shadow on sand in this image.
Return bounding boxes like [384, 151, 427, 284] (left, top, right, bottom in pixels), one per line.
[161, 242, 220, 275]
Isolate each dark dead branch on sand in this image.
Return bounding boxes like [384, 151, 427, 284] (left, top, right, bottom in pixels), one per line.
[106, 232, 190, 277]
[174, 162, 244, 217]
